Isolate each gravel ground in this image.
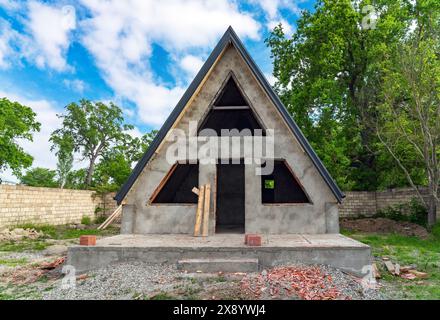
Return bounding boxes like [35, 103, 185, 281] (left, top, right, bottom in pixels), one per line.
[319, 265, 386, 300]
[44, 262, 188, 300]
[42, 262, 385, 300]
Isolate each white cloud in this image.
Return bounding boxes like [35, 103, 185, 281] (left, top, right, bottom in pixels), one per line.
[267, 18, 295, 36]
[0, 91, 61, 182]
[252, 0, 300, 36]
[180, 54, 204, 78]
[79, 0, 261, 126]
[63, 79, 87, 93]
[264, 73, 277, 86]
[0, 18, 27, 69]
[25, 1, 76, 71]
[0, 0, 22, 11]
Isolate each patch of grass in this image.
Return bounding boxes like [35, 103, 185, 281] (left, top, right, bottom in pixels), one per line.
[0, 284, 42, 300]
[0, 257, 28, 267]
[81, 216, 92, 226]
[149, 292, 176, 300]
[0, 240, 49, 252]
[13, 224, 119, 240]
[348, 231, 440, 299]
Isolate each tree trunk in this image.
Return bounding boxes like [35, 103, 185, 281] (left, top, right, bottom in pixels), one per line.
[427, 193, 437, 228]
[85, 157, 96, 187]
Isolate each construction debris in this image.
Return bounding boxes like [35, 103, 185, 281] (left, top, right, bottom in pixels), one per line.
[241, 266, 343, 300]
[384, 261, 395, 274]
[382, 260, 428, 280]
[372, 263, 381, 279]
[0, 228, 44, 242]
[39, 257, 66, 270]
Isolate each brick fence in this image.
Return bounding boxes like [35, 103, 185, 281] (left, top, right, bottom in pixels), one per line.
[339, 187, 440, 218]
[1, 185, 438, 228]
[0, 185, 117, 228]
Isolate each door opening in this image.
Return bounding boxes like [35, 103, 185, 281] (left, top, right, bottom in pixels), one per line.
[216, 162, 245, 234]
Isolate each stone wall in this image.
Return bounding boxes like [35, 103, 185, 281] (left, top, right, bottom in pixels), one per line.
[0, 185, 117, 228]
[339, 187, 440, 218]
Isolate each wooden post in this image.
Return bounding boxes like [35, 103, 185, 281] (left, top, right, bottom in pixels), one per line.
[194, 185, 205, 237]
[202, 184, 211, 237]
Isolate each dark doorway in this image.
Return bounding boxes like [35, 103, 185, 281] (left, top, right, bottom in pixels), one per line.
[216, 162, 245, 233]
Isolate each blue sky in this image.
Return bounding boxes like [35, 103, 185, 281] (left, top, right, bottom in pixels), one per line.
[0, 0, 314, 181]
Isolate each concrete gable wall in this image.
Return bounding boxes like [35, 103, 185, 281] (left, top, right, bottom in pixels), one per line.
[121, 45, 339, 235]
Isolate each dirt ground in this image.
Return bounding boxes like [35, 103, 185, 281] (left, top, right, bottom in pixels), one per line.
[340, 218, 430, 239]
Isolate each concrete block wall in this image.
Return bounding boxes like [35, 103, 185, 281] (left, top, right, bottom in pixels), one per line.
[339, 187, 440, 218]
[0, 185, 117, 228]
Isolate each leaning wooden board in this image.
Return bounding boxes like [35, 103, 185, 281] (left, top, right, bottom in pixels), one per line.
[193, 185, 205, 237]
[202, 184, 211, 237]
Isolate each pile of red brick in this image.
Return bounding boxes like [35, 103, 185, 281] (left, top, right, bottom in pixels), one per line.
[241, 266, 343, 300]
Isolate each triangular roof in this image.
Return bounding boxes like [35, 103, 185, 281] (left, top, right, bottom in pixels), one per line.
[115, 26, 345, 204]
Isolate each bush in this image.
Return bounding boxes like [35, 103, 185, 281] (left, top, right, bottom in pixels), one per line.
[431, 223, 440, 239]
[94, 215, 107, 225]
[375, 198, 427, 227]
[81, 216, 92, 226]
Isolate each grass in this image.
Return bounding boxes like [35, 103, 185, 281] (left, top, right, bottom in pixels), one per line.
[81, 216, 92, 226]
[343, 227, 440, 300]
[0, 257, 28, 267]
[13, 223, 119, 240]
[149, 292, 176, 300]
[0, 240, 49, 252]
[0, 224, 119, 253]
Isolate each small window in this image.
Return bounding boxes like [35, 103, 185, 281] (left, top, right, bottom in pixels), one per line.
[150, 163, 198, 204]
[261, 160, 309, 204]
[264, 179, 275, 189]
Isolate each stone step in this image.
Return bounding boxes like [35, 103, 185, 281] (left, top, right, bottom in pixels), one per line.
[177, 258, 259, 273]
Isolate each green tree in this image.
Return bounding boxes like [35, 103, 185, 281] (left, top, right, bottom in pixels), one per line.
[50, 133, 74, 189]
[266, 0, 412, 190]
[20, 167, 57, 188]
[64, 169, 87, 190]
[93, 129, 158, 190]
[0, 98, 40, 180]
[376, 0, 440, 226]
[51, 100, 133, 187]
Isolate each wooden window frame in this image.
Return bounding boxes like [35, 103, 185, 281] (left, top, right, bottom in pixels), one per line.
[148, 162, 198, 206]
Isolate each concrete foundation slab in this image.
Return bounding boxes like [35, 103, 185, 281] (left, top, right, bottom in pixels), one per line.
[177, 258, 259, 273]
[67, 234, 371, 276]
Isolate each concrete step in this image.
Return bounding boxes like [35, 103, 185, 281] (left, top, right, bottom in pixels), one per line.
[177, 258, 259, 273]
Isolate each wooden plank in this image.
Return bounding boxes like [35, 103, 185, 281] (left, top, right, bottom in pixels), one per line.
[192, 187, 200, 196]
[202, 184, 211, 237]
[148, 163, 178, 204]
[98, 205, 122, 230]
[100, 205, 122, 229]
[194, 185, 205, 237]
[384, 261, 395, 274]
[213, 106, 250, 110]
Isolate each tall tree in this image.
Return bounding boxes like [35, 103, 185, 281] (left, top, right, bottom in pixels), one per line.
[51, 100, 133, 187]
[266, 0, 412, 190]
[376, 0, 440, 226]
[0, 97, 41, 180]
[50, 133, 74, 189]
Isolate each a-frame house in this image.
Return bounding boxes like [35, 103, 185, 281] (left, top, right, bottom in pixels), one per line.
[114, 27, 344, 235]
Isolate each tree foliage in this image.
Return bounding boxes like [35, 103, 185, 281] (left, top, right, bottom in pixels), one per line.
[265, 0, 426, 191]
[0, 98, 40, 180]
[376, 0, 440, 226]
[51, 100, 133, 187]
[20, 167, 57, 188]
